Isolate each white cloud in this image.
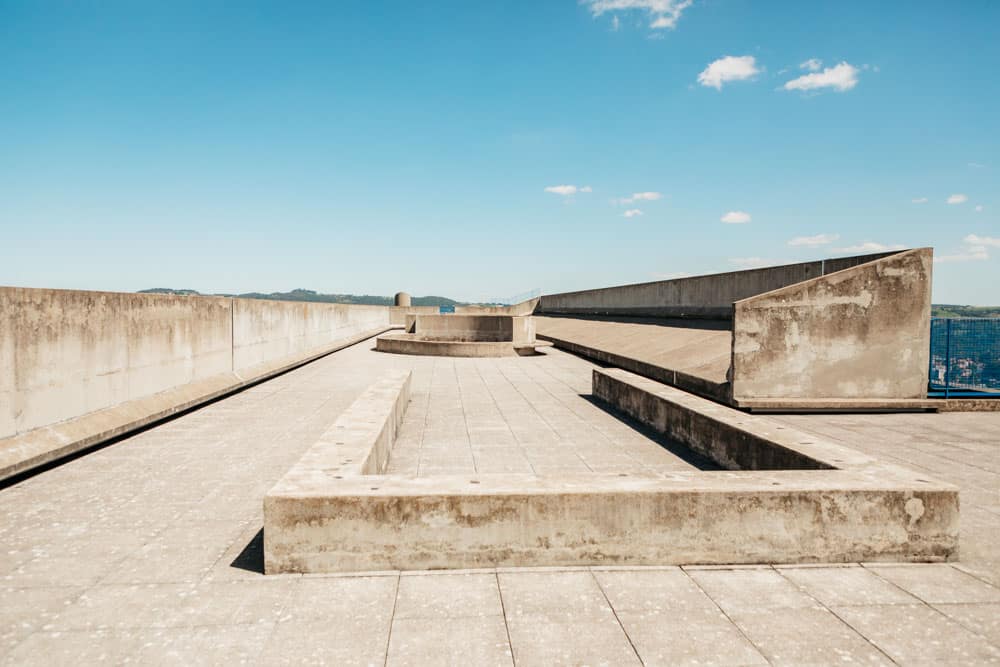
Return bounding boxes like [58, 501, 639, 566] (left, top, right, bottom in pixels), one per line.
[787, 233, 839, 247]
[975, 205, 983, 212]
[720, 210, 751, 224]
[965, 234, 1000, 248]
[912, 197, 928, 204]
[544, 184, 592, 196]
[616, 191, 662, 204]
[698, 56, 760, 90]
[783, 62, 859, 92]
[969, 162, 987, 169]
[936, 234, 995, 263]
[947, 193, 968, 205]
[622, 209, 644, 218]
[800, 58, 823, 72]
[584, 0, 693, 30]
[936, 248, 989, 263]
[611, 15, 620, 30]
[833, 241, 906, 254]
[729, 257, 776, 268]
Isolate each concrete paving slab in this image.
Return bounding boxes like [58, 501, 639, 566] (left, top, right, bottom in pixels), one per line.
[865, 563, 1000, 604]
[728, 606, 893, 666]
[615, 608, 768, 667]
[687, 568, 819, 614]
[779, 565, 921, 606]
[505, 615, 641, 667]
[394, 573, 503, 619]
[386, 616, 513, 667]
[934, 602, 1000, 648]
[833, 603, 1000, 664]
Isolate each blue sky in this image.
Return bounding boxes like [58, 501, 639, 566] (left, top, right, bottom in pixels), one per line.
[1, 0, 997, 304]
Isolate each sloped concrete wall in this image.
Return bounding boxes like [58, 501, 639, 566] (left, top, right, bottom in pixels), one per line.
[538, 253, 896, 319]
[730, 248, 932, 400]
[0, 287, 392, 445]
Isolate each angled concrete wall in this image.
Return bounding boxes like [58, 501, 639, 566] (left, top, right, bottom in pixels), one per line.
[731, 248, 932, 402]
[538, 253, 896, 320]
[0, 287, 392, 479]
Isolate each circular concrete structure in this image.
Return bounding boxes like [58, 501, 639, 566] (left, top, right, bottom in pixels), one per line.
[376, 333, 552, 357]
[394, 292, 411, 307]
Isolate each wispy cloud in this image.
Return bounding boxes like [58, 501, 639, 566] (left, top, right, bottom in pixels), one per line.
[783, 62, 859, 92]
[616, 191, 662, 204]
[799, 58, 823, 72]
[975, 205, 984, 212]
[544, 185, 592, 196]
[788, 233, 839, 247]
[720, 210, 751, 224]
[698, 55, 760, 90]
[965, 234, 1000, 248]
[622, 209, 644, 218]
[968, 162, 987, 169]
[583, 0, 693, 30]
[833, 241, 906, 254]
[912, 197, 928, 204]
[729, 257, 777, 269]
[946, 193, 968, 205]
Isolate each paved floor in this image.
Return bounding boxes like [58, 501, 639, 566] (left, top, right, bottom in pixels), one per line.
[534, 315, 732, 388]
[2, 338, 999, 665]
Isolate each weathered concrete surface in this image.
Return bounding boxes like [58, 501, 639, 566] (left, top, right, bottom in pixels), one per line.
[1, 342, 998, 664]
[393, 292, 411, 307]
[0, 287, 392, 481]
[536, 315, 732, 401]
[538, 252, 897, 319]
[265, 371, 411, 573]
[376, 334, 551, 358]
[261, 364, 957, 574]
[380, 315, 548, 357]
[732, 248, 932, 401]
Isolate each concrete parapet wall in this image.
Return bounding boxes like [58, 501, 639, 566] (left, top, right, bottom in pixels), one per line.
[0, 287, 392, 479]
[731, 248, 932, 400]
[538, 253, 895, 319]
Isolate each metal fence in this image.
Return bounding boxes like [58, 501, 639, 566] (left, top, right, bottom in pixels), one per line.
[929, 318, 1000, 397]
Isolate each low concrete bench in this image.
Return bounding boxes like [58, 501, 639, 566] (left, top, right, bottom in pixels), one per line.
[263, 366, 957, 574]
[264, 371, 411, 573]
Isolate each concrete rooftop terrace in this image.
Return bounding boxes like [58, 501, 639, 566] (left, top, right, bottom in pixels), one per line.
[2, 337, 1000, 665]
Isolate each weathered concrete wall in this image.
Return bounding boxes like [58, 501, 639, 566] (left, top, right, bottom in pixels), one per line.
[0, 287, 392, 479]
[731, 248, 932, 401]
[233, 300, 388, 373]
[539, 253, 896, 319]
[389, 306, 439, 326]
[0, 288, 232, 439]
[456, 298, 539, 316]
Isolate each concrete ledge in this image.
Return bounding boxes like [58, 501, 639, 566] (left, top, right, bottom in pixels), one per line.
[537, 333, 730, 403]
[265, 370, 412, 573]
[261, 366, 957, 573]
[0, 327, 392, 482]
[732, 397, 939, 412]
[934, 398, 1000, 412]
[376, 333, 552, 358]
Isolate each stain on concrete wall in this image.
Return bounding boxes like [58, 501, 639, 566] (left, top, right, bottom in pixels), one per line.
[730, 248, 932, 400]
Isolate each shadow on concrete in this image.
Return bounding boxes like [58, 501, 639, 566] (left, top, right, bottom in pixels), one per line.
[581, 395, 723, 471]
[539, 313, 731, 331]
[231, 528, 265, 574]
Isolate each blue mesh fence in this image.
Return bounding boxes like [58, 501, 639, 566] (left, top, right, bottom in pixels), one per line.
[929, 318, 1000, 397]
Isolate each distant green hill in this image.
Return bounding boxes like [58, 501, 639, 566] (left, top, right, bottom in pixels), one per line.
[932, 304, 1000, 318]
[138, 287, 465, 307]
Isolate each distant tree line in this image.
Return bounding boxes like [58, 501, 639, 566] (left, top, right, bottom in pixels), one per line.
[931, 305, 1000, 318]
[138, 287, 464, 307]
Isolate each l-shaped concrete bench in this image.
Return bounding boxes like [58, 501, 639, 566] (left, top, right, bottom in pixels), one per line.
[264, 368, 958, 574]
